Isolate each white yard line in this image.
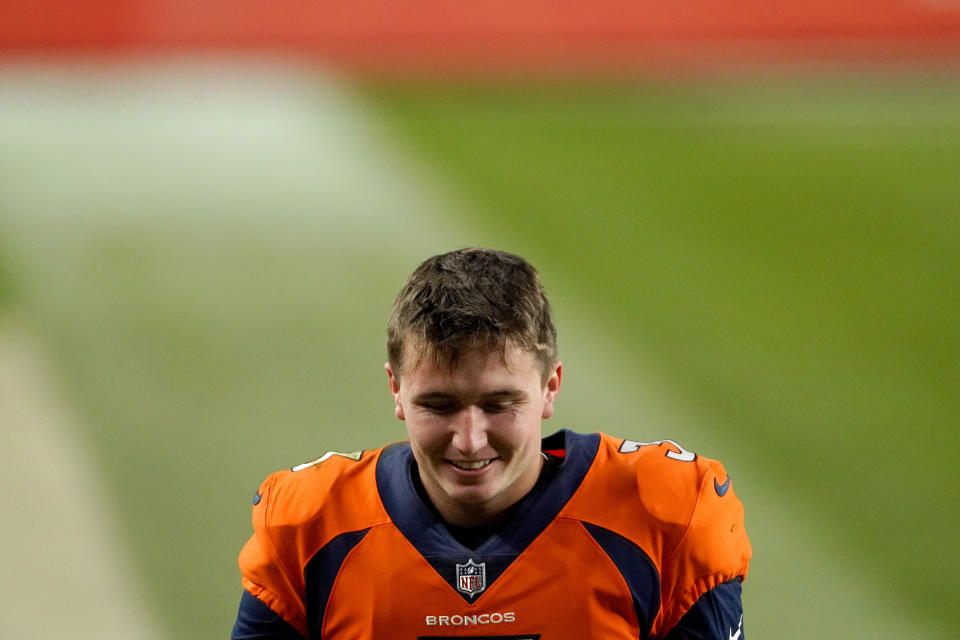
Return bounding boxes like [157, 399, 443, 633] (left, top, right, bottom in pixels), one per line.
[0, 317, 161, 639]
[0, 60, 467, 640]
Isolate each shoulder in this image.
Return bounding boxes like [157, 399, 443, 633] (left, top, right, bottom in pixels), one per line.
[570, 432, 751, 634]
[252, 445, 394, 543]
[237, 447, 396, 637]
[569, 433, 735, 528]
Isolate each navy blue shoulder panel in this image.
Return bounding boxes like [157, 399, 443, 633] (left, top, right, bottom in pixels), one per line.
[303, 528, 371, 639]
[376, 430, 600, 603]
[581, 522, 660, 637]
[663, 579, 744, 640]
[232, 590, 305, 640]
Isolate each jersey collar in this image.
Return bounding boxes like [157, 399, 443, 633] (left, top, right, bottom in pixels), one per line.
[375, 429, 600, 602]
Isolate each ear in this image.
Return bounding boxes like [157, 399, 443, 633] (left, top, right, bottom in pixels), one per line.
[385, 362, 405, 421]
[541, 360, 563, 419]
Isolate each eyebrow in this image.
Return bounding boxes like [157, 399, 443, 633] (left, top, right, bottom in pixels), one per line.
[411, 389, 527, 404]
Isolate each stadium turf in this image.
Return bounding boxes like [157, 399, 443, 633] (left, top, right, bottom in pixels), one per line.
[0, 239, 14, 310]
[1, 67, 957, 638]
[359, 76, 960, 635]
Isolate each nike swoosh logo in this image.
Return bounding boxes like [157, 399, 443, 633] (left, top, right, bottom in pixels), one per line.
[714, 475, 731, 497]
[729, 613, 743, 640]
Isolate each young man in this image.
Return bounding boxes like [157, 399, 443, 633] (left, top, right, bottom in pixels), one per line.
[233, 248, 751, 639]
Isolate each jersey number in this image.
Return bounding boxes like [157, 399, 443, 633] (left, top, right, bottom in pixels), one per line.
[619, 439, 696, 462]
[291, 450, 362, 472]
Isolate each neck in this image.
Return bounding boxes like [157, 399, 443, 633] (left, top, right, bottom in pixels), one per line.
[421, 455, 546, 529]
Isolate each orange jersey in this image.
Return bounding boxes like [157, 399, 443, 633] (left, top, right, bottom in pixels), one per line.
[238, 430, 751, 639]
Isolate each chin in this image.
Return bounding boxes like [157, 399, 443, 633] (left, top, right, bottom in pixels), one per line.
[444, 485, 498, 507]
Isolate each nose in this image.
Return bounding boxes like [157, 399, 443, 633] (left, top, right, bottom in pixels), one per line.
[450, 405, 489, 456]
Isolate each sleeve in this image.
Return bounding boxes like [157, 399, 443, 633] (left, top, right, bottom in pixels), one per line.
[237, 473, 310, 637]
[232, 590, 306, 640]
[658, 459, 751, 635]
[662, 579, 744, 640]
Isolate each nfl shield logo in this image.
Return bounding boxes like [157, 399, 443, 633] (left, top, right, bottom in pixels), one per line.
[456, 558, 487, 597]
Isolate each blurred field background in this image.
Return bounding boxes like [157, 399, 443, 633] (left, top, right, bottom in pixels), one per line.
[2, 2, 959, 638]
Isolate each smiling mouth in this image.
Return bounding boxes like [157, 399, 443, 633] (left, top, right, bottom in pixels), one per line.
[448, 459, 494, 471]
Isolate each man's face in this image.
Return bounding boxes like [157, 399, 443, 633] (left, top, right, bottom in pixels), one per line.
[386, 344, 561, 527]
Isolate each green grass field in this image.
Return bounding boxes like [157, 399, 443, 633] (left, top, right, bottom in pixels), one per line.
[1, 66, 957, 638]
[0, 238, 14, 309]
[360, 76, 960, 633]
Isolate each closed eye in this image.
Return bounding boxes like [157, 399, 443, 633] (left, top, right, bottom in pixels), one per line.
[481, 391, 527, 414]
[417, 401, 459, 415]
[481, 401, 515, 413]
[411, 391, 527, 415]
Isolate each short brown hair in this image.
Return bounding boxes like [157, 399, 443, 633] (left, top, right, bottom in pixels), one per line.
[387, 248, 557, 383]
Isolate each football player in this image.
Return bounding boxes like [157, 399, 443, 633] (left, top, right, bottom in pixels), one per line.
[233, 248, 751, 639]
